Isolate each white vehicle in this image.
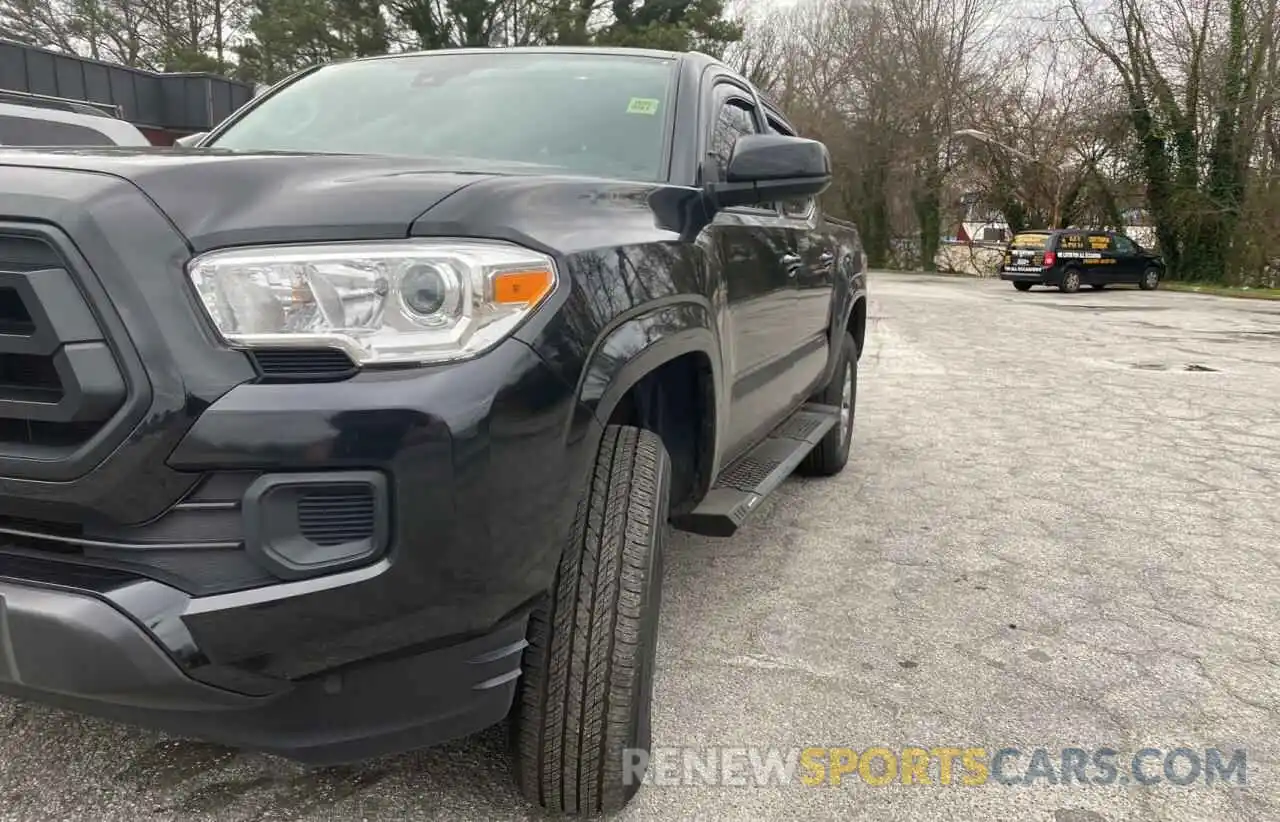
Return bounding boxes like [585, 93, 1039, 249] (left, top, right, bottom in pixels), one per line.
[0, 90, 150, 147]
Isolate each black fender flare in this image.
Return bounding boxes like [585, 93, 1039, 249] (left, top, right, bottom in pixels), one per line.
[574, 297, 726, 489]
[816, 251, 865, 387]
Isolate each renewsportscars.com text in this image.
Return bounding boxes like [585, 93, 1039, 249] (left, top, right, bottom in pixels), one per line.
[623, 746, 1248, 788]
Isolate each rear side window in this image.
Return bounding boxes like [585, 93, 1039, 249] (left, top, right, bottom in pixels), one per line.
[767, 113, 814, 218]
[0, 115, 116, 146]
[1057, 232, 1086, 251]
[1009, 232, 1050, 249]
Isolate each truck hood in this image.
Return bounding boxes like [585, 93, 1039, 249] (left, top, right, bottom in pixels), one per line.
[0, 147, 562, 251]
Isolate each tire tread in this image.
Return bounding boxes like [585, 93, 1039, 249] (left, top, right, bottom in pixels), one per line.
[513, 425, 667, 814]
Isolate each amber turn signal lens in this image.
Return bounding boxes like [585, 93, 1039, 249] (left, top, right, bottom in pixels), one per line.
[492, 269, 554, 305]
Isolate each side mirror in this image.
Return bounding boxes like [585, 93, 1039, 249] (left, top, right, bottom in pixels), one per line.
[705, 134, 832, 210]
[174, 132, 208, 148]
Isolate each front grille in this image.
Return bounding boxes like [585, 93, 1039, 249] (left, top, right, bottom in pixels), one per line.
[297, 485, 377, 546]
[0, 287, 35, 334]
[0, 231, 128, 463]
[0, 353, 62, 402]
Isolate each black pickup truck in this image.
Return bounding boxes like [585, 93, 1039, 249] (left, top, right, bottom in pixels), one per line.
[0, 47, 866, 813]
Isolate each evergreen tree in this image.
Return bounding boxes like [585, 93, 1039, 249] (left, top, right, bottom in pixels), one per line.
[237, 0, 388, 84]
[234, 0, 743, 85]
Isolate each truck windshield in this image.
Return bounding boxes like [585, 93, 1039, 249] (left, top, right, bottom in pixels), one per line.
[208, 51, 676, 182]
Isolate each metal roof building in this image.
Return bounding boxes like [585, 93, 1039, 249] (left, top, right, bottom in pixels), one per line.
[0, 39, 254, 144]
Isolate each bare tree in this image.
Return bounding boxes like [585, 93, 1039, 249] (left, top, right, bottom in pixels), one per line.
[885, 0, 1003, 269]
[735, 0, 1005, 269]
[0, 0, 246, 71]
[956, 35, 1133, 235]
[1066, 0, 1280, 282]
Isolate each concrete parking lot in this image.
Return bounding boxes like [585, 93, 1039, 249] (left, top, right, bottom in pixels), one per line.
[2, 272, 1277, 821]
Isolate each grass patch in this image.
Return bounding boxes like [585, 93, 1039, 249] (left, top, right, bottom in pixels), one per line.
[1163, 281, 1280, 301]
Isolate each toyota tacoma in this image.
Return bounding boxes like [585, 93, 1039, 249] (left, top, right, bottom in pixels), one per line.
[0, 46, 867, 814]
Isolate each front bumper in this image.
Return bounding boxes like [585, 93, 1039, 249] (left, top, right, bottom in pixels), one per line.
[0, 333, 593, 761]
[0, 165, 598, 762]
[0, 573, 529, 764]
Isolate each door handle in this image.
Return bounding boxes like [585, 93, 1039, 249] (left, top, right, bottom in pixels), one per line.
[781, 253, 802, 277]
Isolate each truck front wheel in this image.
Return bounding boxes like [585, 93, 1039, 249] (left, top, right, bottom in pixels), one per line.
[511, 424, 670, 814]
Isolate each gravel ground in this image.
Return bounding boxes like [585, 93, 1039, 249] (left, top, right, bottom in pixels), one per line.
[2, 272, 1277, 822]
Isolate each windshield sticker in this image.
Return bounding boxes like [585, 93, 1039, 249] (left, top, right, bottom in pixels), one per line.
[627, 98, 660, 115]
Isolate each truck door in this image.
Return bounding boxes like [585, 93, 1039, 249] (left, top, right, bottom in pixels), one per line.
[765, 112, 835, 384]
[702, 82, 806, 462]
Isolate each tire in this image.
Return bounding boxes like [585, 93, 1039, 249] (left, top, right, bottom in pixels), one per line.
[512, 425, 669, 815]
[1089, 283, 1107, 290]
[1059, 267, 1082, 293]
[1013, 282, 1033, 291]
[1139, 266, 1160, 290]
[798, 331, 857, 477]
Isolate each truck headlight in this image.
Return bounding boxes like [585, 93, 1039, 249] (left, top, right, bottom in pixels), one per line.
[187, 239, 557, 365]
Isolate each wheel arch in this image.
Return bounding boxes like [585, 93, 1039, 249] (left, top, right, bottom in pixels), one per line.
[1060, 264, 1084, 287]
[847, 296, 867, 359]
[577, 300, 725, 517]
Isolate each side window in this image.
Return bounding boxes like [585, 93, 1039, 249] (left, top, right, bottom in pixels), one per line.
[708, 95, 758, 183]
[1057, 232, 1085, 252]
[767, 114, 815, 219]
[1114, 236, 1137, 255]
[0, 115, 116, 146]
[1087, 233, 1114, 252]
